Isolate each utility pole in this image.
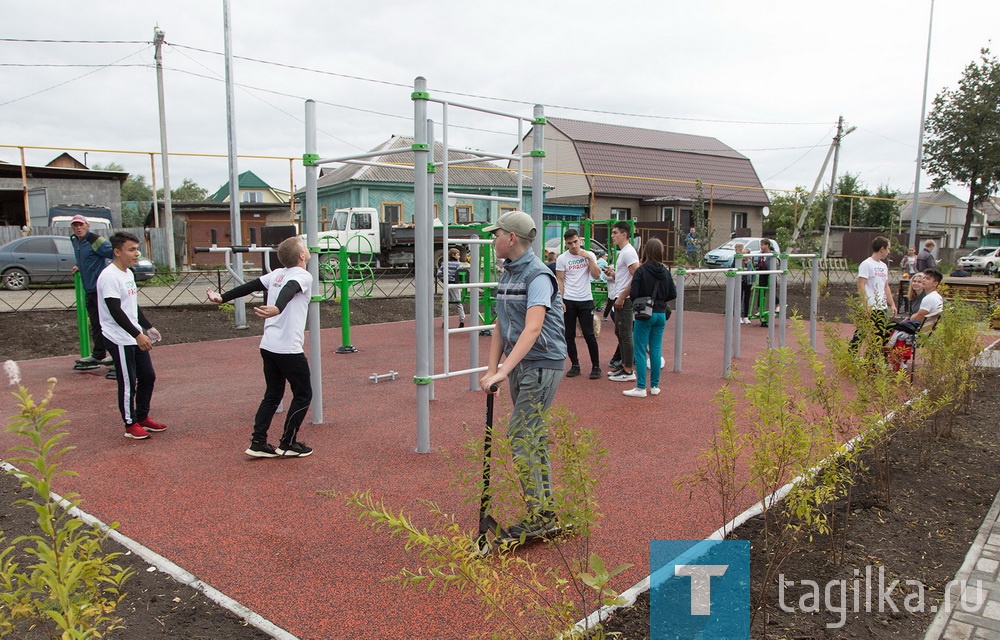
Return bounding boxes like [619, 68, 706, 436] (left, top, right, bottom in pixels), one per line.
[821, 116, 856, 259]
[152, 27, 176, 270]
[910, 0, 935, 251]
[222, 0, 247, 329]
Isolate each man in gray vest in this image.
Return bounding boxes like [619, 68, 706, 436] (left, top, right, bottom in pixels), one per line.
[481, 211, 567, 541]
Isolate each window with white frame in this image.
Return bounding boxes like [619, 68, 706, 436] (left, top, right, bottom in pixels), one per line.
[610, 207, 632, 221]
[659, 206, 675, 223]
[241, 191, 263, 203]
[732, 211, 748, 230]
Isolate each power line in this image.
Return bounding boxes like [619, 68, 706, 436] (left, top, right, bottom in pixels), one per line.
[0, 63, 151, 68]
[0, 38, 150, 44]
[165, 41, 832, 127]
[0, 45, 153, 109]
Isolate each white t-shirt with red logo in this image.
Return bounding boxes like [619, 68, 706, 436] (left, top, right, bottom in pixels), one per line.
[858, 257, 890, 310]
[555, 250, 595, 301]
[97, 264, 140, 346]
[259, 266, 313, 354]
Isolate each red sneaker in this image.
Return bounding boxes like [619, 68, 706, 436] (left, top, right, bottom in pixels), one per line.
[138, 418, 167, 432]
[124, 424, 150, 440]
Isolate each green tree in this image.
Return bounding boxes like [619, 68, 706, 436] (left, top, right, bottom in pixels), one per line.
[156, 178, 208, 202]
[769, 187, 825, 253]
[923, 47, 1000, 247]
[864, 184, 901, 230]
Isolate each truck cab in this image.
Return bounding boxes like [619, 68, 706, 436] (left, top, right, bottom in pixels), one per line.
[312, 207, 381, 258]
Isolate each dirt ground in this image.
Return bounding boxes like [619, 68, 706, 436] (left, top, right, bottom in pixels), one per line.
[600, 370, 1000, 639]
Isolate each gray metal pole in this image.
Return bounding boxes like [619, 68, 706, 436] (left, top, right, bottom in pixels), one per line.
[909, 0, 935, 251]
[723, 273, 735, 377]
[222, 0, 246, 328]
[414, 77, 431, 454]
[427, 118, 436, 402]
[778, 256, 788, 348]
[733, 268, 742, 360]
[531, 105, 545, 257]
[152, 28, 176, 271]
[305, 100, 323, 423]
[821, 116, 844, 260]
[673, 271, 685, 372]
[767, 256, 776, 346]
[810, 256, 819, 349]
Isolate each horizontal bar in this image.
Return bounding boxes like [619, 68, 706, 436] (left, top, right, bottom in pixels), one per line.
[448, 281, 499, 290]
[314, 147, 413, 165]
[448, 323, 493, 334]
[428, 365, 489, 381]
[447, 192, 520, 203]
[429, 98, 534, 122]
[448, 238, 493, 246]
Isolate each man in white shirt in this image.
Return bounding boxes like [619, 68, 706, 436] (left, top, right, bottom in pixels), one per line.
[850, 236, 897, 352]
[604, 222, 640, 381]
[556, 228, 602, 380]
[97, 232, 165, 440]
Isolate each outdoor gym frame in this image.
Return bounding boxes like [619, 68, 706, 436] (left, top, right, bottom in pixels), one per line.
[412, 77, 545, 454]
[302, 79, 544, 453]
[672, 252, 820, 377]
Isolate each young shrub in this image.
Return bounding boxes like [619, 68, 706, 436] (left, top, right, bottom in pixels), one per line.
[0, 364, 132, 639]
[334, 405, 628, 640]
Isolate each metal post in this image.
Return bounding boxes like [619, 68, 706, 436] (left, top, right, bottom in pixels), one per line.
[427, 118, 436, 402]
[305, 100, 323, 423]
[153, 27, 176, 271]
[531, 105, 545, 257]
[723, 272, 735, 377]
[674, 270, 685, 372]
[767, 255, 776, 346]
[74, 273, 91, 358]
[336, 244, 354, 352]
[810, 256, 819, 349]
[733, 265, 742, 360]
[778, 255, 788, 348]
[414, 77, 432, 454]
[469, 241, 481, 390]
[222, 0, 246, 328]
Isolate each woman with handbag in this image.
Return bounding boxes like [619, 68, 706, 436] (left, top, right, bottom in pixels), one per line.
[624, 238, 676, 398]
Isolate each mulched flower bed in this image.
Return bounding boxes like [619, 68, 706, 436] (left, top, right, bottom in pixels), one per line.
[599, 369, 1000, 639]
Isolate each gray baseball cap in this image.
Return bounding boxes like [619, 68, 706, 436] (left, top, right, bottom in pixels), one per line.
[483, 211, 536, 240]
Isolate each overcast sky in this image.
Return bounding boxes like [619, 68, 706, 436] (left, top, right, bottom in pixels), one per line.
[1, 0, 997, 206]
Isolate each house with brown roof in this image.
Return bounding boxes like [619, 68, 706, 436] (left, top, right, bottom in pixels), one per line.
[307, 135, 542, 229]
[511, 117, 770, 250]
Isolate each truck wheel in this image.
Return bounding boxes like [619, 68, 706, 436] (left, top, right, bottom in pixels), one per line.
[434, 249, 444, 269]
[2, 268, 29, 291]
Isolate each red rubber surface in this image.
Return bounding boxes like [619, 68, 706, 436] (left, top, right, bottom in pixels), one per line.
[0, 312, 847, 639]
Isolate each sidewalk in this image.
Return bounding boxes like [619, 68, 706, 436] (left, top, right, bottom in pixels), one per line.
[926, 347, 1000, 640]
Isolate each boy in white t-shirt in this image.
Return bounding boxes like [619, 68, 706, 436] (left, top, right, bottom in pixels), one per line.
[850, 236, 897, 352]
[556, 228, 602, 379]
[603, 222, 640, 381]
[207, 236, 315, 458]
[97, 232, 165, 440]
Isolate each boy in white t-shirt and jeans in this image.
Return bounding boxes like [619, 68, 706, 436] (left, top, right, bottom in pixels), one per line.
[556, 228, 602, 379]
[97, 232, 166, 440]
[207, 236, 315, 458]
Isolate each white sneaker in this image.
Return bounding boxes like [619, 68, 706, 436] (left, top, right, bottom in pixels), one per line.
[609, 371, 636, 382]
[623, 387, 647, 397]
[649, 387, 661, 396]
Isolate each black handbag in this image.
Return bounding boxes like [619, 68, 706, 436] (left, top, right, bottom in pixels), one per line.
[633, 279, 660, 320]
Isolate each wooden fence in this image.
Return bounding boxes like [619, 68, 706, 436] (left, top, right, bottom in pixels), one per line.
[0, 226, 170, 266]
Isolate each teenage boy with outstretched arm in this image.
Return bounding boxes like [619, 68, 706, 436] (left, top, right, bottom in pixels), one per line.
[206, 236, 315, 458]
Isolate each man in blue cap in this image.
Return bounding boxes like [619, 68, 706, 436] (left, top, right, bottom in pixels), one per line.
[70, 214, 115, 373]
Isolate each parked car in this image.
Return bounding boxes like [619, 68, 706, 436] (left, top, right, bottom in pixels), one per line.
[956, 247, 1000, 275]
[0, 235, 155, 290]
[702, 237, 781, 269]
